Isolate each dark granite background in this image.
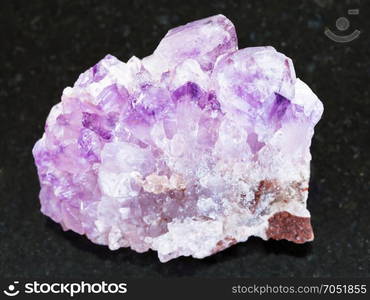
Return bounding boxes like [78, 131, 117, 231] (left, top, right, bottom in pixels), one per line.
[1, 0, 369, 278]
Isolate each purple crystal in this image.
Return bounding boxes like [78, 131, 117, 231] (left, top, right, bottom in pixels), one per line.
[33, 15, 323, 262]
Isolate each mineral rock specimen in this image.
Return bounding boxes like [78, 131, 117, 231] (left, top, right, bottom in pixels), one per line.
[33, 15, 323, 262]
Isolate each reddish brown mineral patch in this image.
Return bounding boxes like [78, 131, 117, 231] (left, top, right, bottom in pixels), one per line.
[249, 180, 275, 213]
[168, 188, 186, 200]
[266, 211, 313, 243]
[212, 236, 237, 253]
[291, 181, 309, 198]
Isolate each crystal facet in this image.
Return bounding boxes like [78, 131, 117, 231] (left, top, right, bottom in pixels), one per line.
[33, 15, 323, 262]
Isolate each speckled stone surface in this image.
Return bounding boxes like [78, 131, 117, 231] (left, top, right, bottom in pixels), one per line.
[1, 0, 369, 278]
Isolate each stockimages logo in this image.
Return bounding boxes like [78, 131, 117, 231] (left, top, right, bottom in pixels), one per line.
[3, 281, 128, 297]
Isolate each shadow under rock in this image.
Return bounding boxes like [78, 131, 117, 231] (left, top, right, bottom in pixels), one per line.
[154, 237, 312, 277]
[45, 219, 159, 266]
[46, 219, 312, 277]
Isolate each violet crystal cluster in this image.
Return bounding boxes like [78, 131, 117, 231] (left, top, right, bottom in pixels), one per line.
[33, 15, 323, 262]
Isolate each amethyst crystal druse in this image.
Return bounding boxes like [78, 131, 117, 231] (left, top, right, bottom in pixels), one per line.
[33, 15, 323, 262]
